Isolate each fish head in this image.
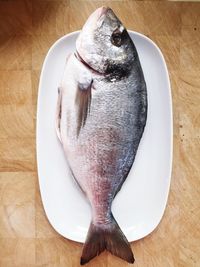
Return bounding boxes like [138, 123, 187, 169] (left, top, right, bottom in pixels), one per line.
[76, 7, 135, 76]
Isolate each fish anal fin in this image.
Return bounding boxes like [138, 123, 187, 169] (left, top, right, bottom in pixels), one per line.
[81, 213, 134, 265]
[55, 87, 62, 143]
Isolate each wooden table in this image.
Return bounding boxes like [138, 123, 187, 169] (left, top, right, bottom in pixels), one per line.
[0, 1, 199, 266]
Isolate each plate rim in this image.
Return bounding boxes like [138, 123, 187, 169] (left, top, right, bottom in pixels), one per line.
[36, 30, 173, 243]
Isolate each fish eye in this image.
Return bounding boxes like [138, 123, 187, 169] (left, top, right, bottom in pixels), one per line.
[111, 30, 122, 47]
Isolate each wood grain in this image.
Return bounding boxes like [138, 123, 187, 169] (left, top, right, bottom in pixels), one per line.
[0, 35, 32, 70]
[0, 1, 200, 266]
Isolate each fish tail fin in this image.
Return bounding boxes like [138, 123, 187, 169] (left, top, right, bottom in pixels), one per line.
[80, 214, 135, 265]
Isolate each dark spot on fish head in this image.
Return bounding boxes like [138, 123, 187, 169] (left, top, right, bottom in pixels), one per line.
[105, 60, 132, 81]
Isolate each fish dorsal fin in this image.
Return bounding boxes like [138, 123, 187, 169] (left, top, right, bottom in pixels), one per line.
[75, 76, 93, 137]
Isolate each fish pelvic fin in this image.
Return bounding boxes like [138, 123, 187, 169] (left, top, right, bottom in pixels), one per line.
[80, 213, 134, 265]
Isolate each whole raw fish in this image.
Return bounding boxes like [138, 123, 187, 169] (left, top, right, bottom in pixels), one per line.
[55, 6, 147, 265]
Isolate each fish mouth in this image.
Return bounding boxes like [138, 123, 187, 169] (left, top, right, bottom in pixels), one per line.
[98, 6, 110, 18]
[74, 51, 105, 76]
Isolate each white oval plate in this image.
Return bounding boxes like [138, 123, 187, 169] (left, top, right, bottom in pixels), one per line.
[37, 31, 173, 242]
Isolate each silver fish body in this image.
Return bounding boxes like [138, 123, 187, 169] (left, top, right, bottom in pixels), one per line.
[56, 6, 147, 265]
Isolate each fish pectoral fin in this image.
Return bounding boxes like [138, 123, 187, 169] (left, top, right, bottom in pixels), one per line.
[80, 213, 134, 265]
[75, 78, 93, 137]
[55, 87, 62, 143]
